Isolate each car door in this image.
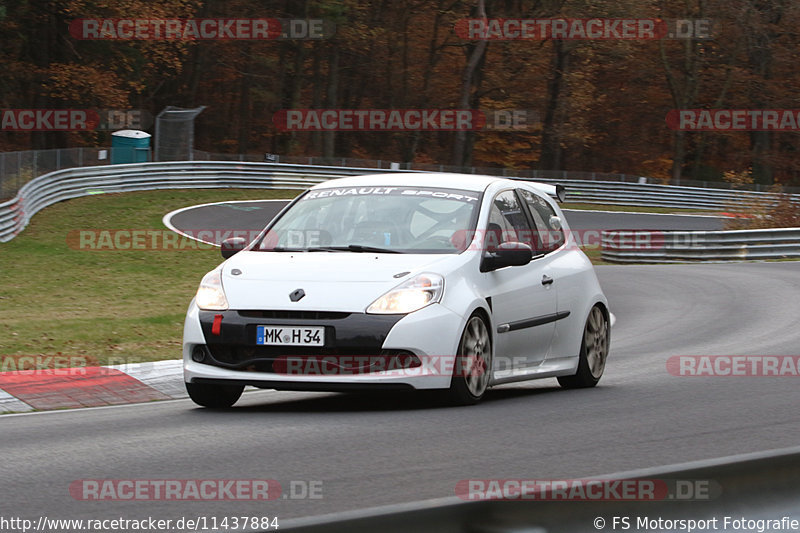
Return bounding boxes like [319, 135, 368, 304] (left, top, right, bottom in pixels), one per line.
[517, 187, 574, 361]
[481, 189, 557, 373]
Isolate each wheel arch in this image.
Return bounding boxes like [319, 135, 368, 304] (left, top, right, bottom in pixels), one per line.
[466, 303, 494, 349]
[592, 300, 610, 324]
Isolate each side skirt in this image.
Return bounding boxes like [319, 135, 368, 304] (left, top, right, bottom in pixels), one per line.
[489, 355, 579, 386]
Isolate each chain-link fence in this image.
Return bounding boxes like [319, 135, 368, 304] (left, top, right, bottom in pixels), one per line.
[154, 106, 205, 162]
[0, 147, 153, 200]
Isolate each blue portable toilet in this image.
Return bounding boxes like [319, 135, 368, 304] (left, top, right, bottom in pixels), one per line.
[111, 130, 151, 164]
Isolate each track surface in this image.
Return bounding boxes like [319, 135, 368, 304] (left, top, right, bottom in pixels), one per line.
[165, 200, 724, 245]
[2, 262, 799, 523]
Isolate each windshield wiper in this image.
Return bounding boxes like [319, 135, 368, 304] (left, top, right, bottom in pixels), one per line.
[266, 246, 304, 252]
[307, 245, 402, 254]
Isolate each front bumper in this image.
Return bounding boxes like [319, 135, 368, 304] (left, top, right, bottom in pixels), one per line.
[182, 302, 463, 391]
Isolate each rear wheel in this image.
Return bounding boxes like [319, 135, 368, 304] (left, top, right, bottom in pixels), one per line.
[186, 382, 244, 408]
[558, 305, 609, 389]
[447, 314, 492, 405]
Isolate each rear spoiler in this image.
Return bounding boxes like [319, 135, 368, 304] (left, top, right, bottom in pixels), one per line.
[529, 182, 566, 203]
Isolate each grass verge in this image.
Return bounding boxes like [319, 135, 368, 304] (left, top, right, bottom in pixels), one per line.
[0, 188, 300, 364]
[580, 245, 608, 265]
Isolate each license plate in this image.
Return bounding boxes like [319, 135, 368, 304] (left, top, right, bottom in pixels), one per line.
[256, 325, 325, 346]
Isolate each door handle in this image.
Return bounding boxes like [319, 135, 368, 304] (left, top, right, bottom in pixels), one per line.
[541, 275, 554, 286]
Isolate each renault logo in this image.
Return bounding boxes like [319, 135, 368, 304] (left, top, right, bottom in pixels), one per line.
[289, 289, 305, 302]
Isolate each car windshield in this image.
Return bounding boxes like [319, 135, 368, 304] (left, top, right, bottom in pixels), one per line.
[254, 185, 480, 253]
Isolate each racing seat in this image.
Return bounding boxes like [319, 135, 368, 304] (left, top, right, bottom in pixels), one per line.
[351, 220, 401, 247]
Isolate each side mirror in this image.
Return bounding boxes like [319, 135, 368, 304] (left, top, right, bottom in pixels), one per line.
[221, 237, 247, 259]
[480, 242, 533, 272]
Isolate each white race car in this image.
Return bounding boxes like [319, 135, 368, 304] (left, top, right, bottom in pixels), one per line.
[182, 173, 610, 407]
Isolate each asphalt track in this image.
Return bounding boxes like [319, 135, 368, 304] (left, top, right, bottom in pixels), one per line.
[2, 262, 799, 524]
[164, 200, 725, 245]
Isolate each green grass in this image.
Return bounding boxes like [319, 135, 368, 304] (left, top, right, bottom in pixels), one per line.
[0, 188, 300, 364]
[580, 245, 608, 265]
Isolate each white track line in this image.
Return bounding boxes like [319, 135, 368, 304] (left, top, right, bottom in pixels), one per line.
[0, 385, 280, 418]
[162, 199, 291, 246]
[104, 360, 187, 400]
[0, 388, 34, 414]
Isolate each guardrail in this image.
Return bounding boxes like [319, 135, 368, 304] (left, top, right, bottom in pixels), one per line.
[525, 177, 789, 210]
[280, 446, 800, 532]
[601, 228, 800, 262]
[0, 160, 796, 244]
[194, 150, 800, 193]
[0, 161, 378, 242]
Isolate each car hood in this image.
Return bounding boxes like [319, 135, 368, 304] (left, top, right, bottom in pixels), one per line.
[220, 251, 459, 312]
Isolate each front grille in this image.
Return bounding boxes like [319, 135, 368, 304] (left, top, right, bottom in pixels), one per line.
[205, 345, 414, 373]
[238, 310, 351, 320]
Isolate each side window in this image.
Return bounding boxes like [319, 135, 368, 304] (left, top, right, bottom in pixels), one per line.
[486, 190, 534, 250]
[518, 189, 565, 253]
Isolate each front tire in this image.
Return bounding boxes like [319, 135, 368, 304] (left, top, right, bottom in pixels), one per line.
[447, 313, 492, 405]
[558, 305, 609, 389]
[186, 382, 244, 408]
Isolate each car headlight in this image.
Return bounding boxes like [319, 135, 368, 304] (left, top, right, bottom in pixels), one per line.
[367, 273, 444, 314]
[195, 269, 229, 310]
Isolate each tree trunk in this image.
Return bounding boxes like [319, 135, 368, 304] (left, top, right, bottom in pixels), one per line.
[540, 40, 570, 170]
[323, 46, 339, 159]
[452, 0, 487, 168]
[237, 48, 252, 154]
[671, 130, 686, 184]
[311, 42, 324, 155]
